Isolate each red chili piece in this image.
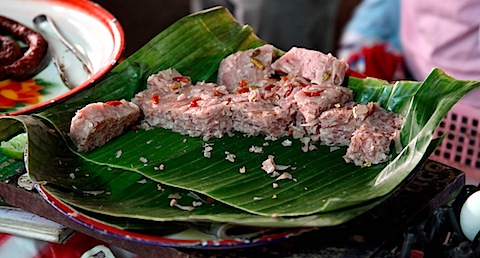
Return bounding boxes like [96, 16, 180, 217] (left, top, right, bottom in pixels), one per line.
[264, 84, 275, 91]
[105, 100, 122, 106]
[304, 90, 324, 97]
[236, 87, 250, 94]
[190, 97, 202, 107]
[0, 15, 48, 81]
[238, 79, 247, 87]
[284, 84, 294, 98]
[151, 94, 159, 104]
[172, 76, 190, 83]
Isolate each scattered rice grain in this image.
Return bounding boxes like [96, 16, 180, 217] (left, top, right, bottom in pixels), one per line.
[192, 201, 203, 207]
[261, 155, 276, 174]
[225, 151, 236, 162]
[281, 139, 292, 147]
[264, 135, 278, 141]
[154, 164, 165, 171]
[248, 145, 263, 153]
[271, 171, 280, 177]
[168, 193, 182, 199]
[137, 179, 147, 184]
[275, 164, 290, 171]
[203, 143, 214, 158]
[175, 204, 195, 211]
[276, 172, 293, 181]
[239, 166, 246, 174]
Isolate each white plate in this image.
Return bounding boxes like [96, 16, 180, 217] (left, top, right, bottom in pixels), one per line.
[0, 0, 124, 115]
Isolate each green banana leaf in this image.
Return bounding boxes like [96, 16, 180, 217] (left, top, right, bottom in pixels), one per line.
[35, 69, 478, 218]
[0, 7, 478, 227]
[0, 115, 382, 228]
[0, 155, 23, 181]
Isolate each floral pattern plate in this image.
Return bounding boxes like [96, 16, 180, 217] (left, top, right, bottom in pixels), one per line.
[0, 0, 124, 115]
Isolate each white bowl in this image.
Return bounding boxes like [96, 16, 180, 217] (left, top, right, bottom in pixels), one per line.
[0, 0, 125, 115]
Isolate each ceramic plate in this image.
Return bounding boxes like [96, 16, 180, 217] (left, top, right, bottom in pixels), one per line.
[0, 0, 124, 115]
[36, 185, 314, 249]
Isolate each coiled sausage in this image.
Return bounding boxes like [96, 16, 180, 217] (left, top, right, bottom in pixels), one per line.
[0, 35, 22, 66]
[0, 15, 48, 81]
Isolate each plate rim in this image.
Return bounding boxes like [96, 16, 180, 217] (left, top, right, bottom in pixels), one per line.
[35, 184, 313, 249]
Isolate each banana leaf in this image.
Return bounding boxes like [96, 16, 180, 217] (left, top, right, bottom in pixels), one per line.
[0, 7, 479, 226]
[0, 115, 382, 227]
[35, 69, 478, 218]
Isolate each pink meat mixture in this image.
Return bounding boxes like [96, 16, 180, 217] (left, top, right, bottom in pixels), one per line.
[294, 85, 354, 137]
[271, 47, 348, 86]
[218, 44, 276, 93]
[70, 45, 404, 166]
[228, 92, 294, 139]
[318, 102, 403, 165]
[69, 99, 141, 152]
[344, 106, 404, 166]
[133, 45, 355, 140]
[132, 75, 233, 140]
[319, 102, 377, 146]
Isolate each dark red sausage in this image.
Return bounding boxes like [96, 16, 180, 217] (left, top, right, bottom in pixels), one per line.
[0, 35, 22, 66]
[0, 15, 48, 81]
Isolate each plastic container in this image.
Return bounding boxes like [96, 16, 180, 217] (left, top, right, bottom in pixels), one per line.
[430, 102, 480, 183]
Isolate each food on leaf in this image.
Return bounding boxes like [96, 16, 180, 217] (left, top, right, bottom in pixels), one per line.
[218, 44, 276, 92]
[70, 99, 140, 151]
[344, 103, 404, 166]
[71, 45, 404, 166]
[7, 7, 479, 227]
[271, 47, 348, 86]
[132, 69, 232, 141]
